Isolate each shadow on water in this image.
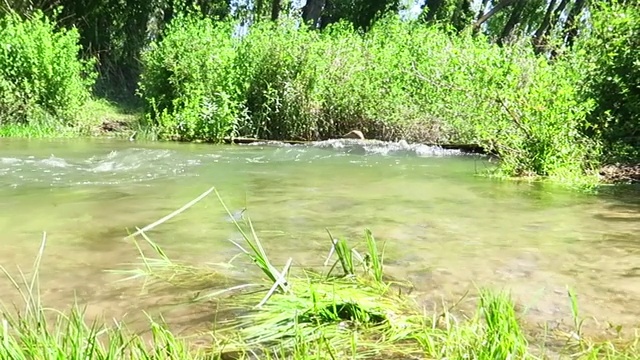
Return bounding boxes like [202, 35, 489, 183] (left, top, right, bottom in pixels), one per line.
[0, 138, 639, 338]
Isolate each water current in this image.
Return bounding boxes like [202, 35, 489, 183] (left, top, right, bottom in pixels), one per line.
[0, 137, 638, 335]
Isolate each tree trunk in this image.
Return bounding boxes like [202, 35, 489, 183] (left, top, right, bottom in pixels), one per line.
[472, 0, 491, 34]
[423, 0, 445, 21]
[543, 0, 570, 39]
[475, 0, 491, 22]
[255, 0, 264, 19]
[498, 0, 527, 45]
[302, 0, 326, 28]
[473, 0, 519, 31]
[271, 0, 281, 21]
[536, 0, 570, 56]
[532, 0, 558, 53]
[563, 0, 587, 48]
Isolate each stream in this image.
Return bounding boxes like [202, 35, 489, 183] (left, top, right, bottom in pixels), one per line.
[1, 137, 639, 336]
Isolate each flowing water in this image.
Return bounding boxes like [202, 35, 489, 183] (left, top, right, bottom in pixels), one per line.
[1, 137, 639, 336]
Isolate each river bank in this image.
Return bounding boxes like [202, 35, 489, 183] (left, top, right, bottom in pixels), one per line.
[55, 112, 640, 186]
[3, 109, 639, 187]
[599, 164, 640, 184]
[3, 8, 639, 188]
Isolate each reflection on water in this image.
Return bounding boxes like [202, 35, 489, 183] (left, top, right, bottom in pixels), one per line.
[0, 138, 639, 334]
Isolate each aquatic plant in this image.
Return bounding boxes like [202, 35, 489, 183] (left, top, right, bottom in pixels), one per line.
[119, 187, 640, 359]
[0, 233, 208, 360]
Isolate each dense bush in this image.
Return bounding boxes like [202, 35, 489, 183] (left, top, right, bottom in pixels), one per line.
[393, 22, 600, 179]
[0, 11, 95, 126]
[233, 20, 325, 140]
[139, 14, 601, 182]
[574, 1, 640, 163]
[138, 15, 242, 142]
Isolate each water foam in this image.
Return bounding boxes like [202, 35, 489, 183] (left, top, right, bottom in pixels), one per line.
[310, 139, 464, 157]
[1, 148, 201, 187]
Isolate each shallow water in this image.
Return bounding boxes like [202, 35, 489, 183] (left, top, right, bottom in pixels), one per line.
[0, 137, 639, 335]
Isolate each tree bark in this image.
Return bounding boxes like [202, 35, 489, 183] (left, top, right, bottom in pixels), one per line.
[472, 0, 491, 34]
[302, 0, 326, 28]
[563, 0, 588, 48]
[271, 0, 281, 21]
[536, 0, 570, 56]
[423, 0, 445, 21]
[532, 0, 558, 53]
[473, 0, 519, 31]
[543, 0, 570, 39]
[475, 0, 491, 22]
[498, 0, 527, 45]
[255, 0, 264, 19]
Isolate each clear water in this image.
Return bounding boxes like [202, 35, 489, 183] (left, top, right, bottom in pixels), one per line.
[1, 137, 638, 334]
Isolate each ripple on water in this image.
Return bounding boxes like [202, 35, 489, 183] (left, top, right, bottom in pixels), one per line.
[0, 138, 639, 338]
[310, 138, 466, 157]
[0, 148, 204, 187]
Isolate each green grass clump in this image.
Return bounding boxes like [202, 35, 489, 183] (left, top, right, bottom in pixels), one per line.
[412, 291, 530, 359]
[0, 99, 141, 139]
[0, 234, 208, 360]
[120, 188, 640, 359]
[0, 123, 76, 138]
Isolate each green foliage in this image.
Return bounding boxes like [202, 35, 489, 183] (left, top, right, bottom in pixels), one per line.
[368, 17, 600, 183]
[478, 290, 529, 358]
[2, 0, 232, 101]
[139, 14, 602, 183]
[139, 16, 424, 142]
[3, 0, 637, 187]
[320, 0, 400, 31]
[421, 0, 475, 32]
[138, 14, 242, 142]
[0, 11, 96, 126]
[234, 19, 326, 140]
[574, 1, 640, 163]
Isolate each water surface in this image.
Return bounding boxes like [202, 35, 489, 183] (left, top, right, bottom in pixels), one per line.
[1, 138, 638, 334]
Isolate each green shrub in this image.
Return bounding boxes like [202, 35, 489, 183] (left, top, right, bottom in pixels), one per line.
[317, 19, 437, 140]
[0, 11, 95, 126]
[138, 14, 243, 142]
[138, 14, 601, 184]
[233, 19, 326, 140]
[574, 1, 640, 163]
[367, 18, 600, 182]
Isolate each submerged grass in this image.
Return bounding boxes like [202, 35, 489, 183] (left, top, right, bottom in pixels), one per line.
[2, 188, 640, 359]
[0, 233, 209, 360]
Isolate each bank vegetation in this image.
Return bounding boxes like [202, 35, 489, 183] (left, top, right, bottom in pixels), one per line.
[0, 1, 638, 186]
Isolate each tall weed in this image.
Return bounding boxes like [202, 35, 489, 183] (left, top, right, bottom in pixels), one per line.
[397, 22, 599, 182]
[234, 19, 326, 140]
